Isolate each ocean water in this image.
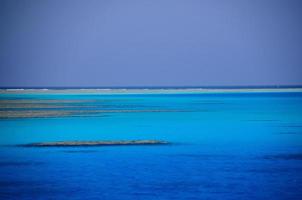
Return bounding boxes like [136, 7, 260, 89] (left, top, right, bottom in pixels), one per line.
[0, 91, 302, 199]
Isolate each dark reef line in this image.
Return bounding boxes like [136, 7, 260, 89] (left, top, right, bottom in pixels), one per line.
[20, 140, 169, 147]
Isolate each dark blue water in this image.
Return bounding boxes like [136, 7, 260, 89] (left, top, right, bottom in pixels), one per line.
[1, 92, 302, 199]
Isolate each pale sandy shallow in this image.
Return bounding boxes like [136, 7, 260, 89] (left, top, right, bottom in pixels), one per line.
[0, 98, 186, 118]
[1, 88, 302, 95]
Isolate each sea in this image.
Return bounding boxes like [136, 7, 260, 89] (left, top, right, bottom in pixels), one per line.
[0, 88, 302, 199]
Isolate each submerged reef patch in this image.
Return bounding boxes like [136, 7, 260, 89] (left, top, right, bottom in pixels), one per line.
[20, 140, 170, 147]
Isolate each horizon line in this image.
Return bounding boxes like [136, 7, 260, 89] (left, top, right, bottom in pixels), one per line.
[1, 85, 302, 90]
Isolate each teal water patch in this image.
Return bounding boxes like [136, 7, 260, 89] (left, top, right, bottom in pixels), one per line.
[0, 92, 302, 199]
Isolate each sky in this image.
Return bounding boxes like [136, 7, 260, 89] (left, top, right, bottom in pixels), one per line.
[0, 0, 301, 87]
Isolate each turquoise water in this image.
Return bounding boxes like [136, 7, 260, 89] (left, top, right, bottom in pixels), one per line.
[1, 92, 302, 199]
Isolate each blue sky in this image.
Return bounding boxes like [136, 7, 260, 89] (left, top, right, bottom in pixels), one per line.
[0, 0, 301, 87]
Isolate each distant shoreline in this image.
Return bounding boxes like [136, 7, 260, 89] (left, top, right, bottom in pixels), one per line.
[1, 85, 302, 89]
[1, 87, 302, 95]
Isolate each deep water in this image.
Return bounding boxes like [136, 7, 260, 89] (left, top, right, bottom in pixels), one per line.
[0, 92, 302, 199]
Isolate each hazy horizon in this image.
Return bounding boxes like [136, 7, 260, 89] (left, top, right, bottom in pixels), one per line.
[0, 85, 302, 89]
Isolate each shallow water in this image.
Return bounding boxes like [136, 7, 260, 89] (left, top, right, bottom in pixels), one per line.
[0, 92, 302, 199]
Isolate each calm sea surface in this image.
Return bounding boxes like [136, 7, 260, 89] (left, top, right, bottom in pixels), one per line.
[0, 91, 302, 199]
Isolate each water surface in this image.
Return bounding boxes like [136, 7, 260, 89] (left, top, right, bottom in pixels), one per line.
[0, 91, 302, 199]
